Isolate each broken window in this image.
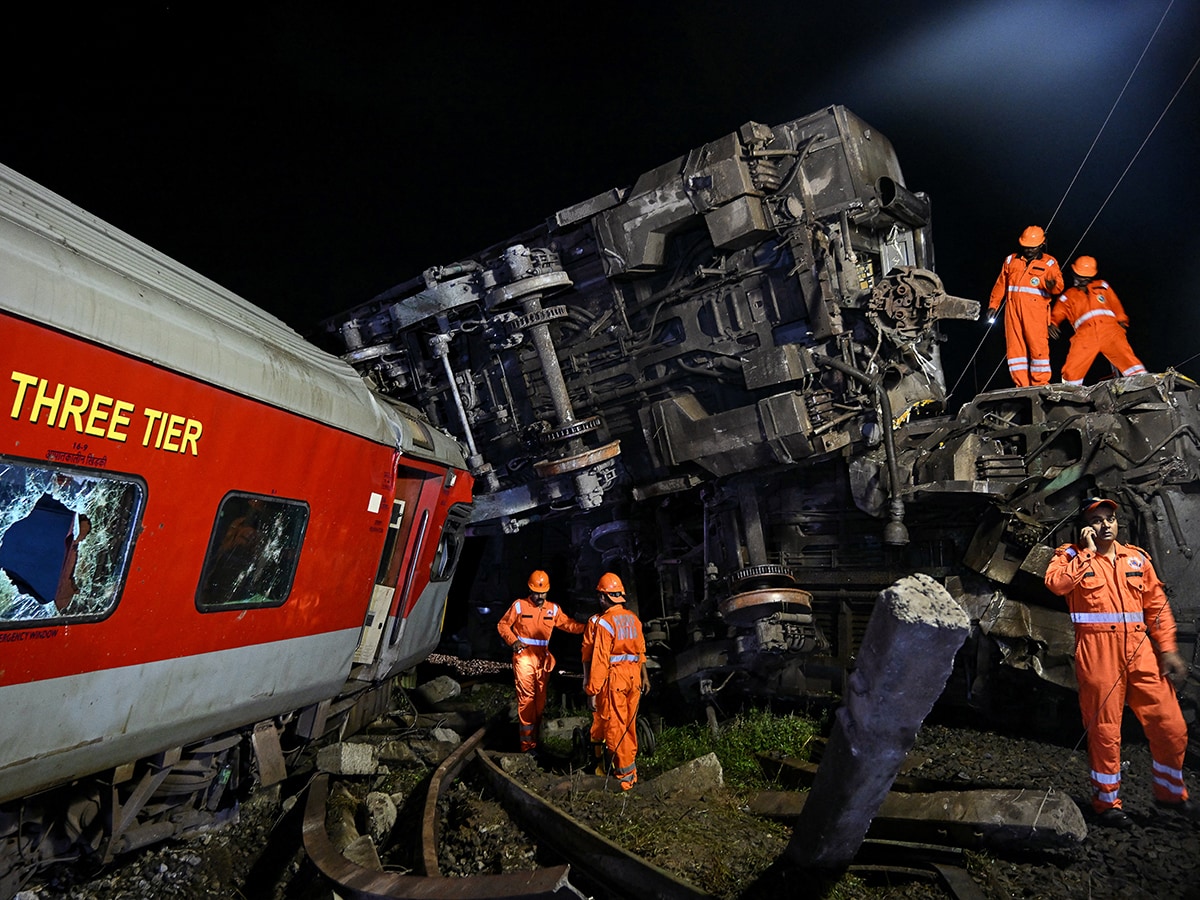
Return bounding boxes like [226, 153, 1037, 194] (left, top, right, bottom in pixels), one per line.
[0, 458, 144, 624]
[430, 502, 471, 583]
[196, 493, 308, 610]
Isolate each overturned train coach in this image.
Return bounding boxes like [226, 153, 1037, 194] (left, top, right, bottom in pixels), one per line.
[324, 104, 1200, 729]
[0, 164, 473, 895]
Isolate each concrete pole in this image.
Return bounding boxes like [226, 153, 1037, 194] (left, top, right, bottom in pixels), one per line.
[785, 572, 969, 868]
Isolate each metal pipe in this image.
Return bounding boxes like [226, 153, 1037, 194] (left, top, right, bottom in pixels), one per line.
[816, 355, 908, 545]
[429, 333, 479, 459]
[876, 176, 931, 228]
[523, 297, 577, 426]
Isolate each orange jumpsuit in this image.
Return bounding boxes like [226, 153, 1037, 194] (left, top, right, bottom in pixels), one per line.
[497, 597, 585, 751]
[988, 252, 1063, 386]
[584, 604, 646, 789]
[580, 613, 607, 760]
[1050, 280, 1146, 385]
[1044, 541, 1190, 813]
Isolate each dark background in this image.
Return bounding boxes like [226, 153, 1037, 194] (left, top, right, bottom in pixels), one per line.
[3, 1, 1197, 401]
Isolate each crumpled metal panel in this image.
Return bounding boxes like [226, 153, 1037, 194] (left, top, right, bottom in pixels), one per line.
[320, 100, 1198, 719]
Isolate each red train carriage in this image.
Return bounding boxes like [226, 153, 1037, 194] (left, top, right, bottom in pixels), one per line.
[0, 163, 472, 894]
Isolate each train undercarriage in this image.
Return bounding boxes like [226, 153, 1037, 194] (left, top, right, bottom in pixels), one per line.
[322, 105, 1200, 733]
[0, 682, 393, 896]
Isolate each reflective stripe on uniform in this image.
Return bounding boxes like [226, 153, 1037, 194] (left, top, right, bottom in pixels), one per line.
[1154, 775, 1185, 797]
[1073, 307, 1118, 329]
[1008, 285, 1052, 298]
[1071, 611, 1145, 624]
[1153, 759, 1183, 780]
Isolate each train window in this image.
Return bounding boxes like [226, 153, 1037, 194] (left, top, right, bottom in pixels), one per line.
[196, 493, 308, 611]
[429, 502, 471, 583]
[0, 458, 143, 625]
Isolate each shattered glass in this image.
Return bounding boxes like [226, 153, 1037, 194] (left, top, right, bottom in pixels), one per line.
[196, 493, 308, 609]
[0, 459, 143, 622]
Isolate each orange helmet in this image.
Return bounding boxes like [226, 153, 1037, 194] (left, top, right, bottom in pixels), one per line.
[1071, 255, 1097, 278]
[1018, 225, 1046, 248]
[596, 572, 626, 600]
[527, 570, 550, 593]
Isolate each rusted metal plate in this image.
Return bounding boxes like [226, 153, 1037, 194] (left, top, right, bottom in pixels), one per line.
[251, 721, 287, 787]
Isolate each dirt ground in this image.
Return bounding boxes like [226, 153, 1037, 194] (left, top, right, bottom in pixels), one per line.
[21, 667, 1200, 900]
[441, 754, 796, 899]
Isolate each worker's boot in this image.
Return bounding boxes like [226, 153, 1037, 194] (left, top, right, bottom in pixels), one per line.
[592, 742, 607, 776]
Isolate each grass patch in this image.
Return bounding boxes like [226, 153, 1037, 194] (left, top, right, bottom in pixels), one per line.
[642, 707, 821, 789]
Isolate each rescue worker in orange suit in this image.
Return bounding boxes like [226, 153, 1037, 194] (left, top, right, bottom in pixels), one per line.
[1049, 256, 1147, 386]
[986, 225, 1063, 386]
[584, 573, 650, 790]
[580, 607, 607, 773]
[1044, 497, 1199, 828]
[496, 570, 585, 753]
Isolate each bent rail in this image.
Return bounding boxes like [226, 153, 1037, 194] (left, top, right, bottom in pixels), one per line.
[303, 772, 577, 899]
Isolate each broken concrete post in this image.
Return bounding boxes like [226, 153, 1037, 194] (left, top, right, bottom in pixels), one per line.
[752, 787, 1088, 848]
[786, 572, 969, 868]
[649, 753, 725, 801]
[316, 741, 378, 776]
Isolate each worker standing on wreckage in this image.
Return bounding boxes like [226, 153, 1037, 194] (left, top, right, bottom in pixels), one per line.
[497, 570, 585, 755]
[986, 225, 1064, 386]
[1044, 497, 1200, 828]
[585, 573, 650, 790]
[1049, 255, 1147, 385]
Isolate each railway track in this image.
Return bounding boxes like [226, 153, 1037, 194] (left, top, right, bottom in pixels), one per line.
[301, 723, 987, 900]
[27, 697, 1197, 898]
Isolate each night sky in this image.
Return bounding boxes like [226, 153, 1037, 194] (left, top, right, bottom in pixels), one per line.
[4, 1, 1198, 399]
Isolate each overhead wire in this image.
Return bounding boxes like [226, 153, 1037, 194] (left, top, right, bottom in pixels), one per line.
[1064, 49, 1200, 261]
[947, 0, 1189, 403]
[1045, 0, 1176, 232]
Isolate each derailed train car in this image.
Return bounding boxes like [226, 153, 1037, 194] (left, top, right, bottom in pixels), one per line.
[323, 105, 1200, 726]
[0, 164, 473, 896]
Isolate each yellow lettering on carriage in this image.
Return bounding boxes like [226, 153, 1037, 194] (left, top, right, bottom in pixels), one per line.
[108, 401, 135, 442]
[57, 387, 90, 431]
[9, 370, 203, 456]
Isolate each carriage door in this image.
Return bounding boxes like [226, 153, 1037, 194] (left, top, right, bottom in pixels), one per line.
[353, 495, 407, 665]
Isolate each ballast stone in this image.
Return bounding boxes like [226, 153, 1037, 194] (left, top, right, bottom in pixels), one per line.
[414, 675, 462, 705]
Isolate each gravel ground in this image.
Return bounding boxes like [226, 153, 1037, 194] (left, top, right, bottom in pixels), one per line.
[14, 675, 1200, 900]
[905, 719, 1200, 900]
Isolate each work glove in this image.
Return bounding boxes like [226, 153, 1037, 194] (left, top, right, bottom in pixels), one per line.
[512, 639, 526, 654]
